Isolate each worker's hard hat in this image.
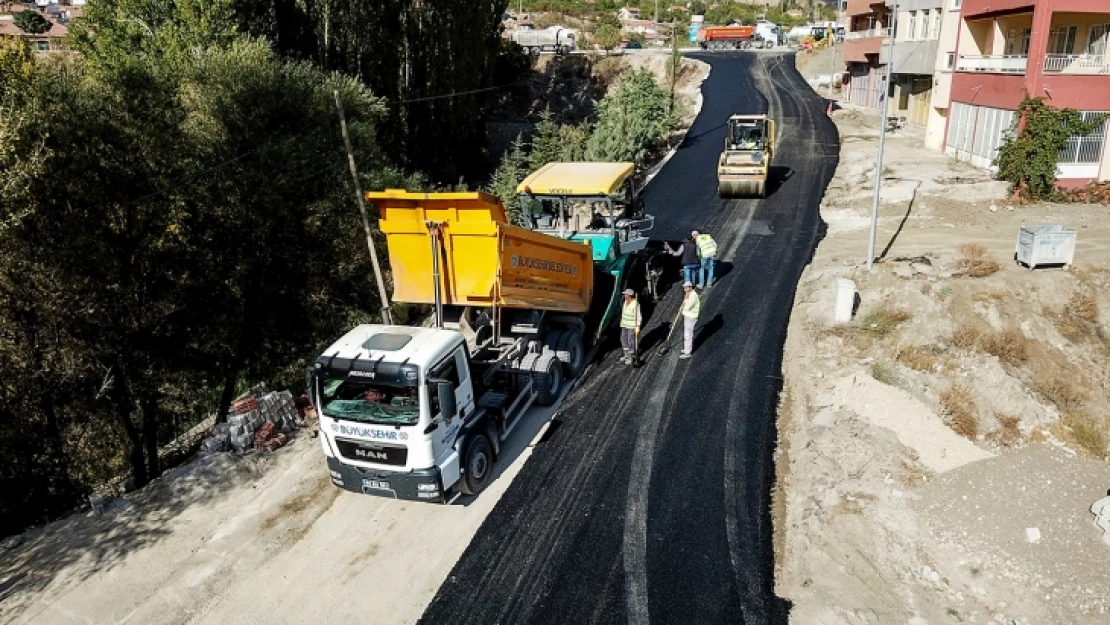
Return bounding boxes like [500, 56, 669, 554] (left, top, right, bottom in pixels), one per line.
[683, 281, 693, 288]
[622, 289, 635, 296]
[691, 230, 699, 236]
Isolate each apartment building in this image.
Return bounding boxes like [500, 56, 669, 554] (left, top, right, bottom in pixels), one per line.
[924, 0, 963, 149]
[945, 0, 1110, 184]
[882, 0, 946, 128]
[843, 0, 894, 108]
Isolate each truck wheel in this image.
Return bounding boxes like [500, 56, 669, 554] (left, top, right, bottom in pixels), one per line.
[556, 331, 585, 377]
[461, 434, 493, 496]
[531, 353, 563, 406]
[529, 46, 540, 56]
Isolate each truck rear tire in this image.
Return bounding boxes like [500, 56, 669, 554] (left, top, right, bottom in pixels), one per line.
[461, 434, 493, 496]
[531, 353, 563, 406]
[555, 331, 585, 377]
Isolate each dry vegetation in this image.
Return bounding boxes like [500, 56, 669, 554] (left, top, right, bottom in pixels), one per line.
[895, 344, 941, 373]
[939, 384, 978, 439]
[948, 322, 1029, 365]
[870, 361, 898, 386]
[956, 243, 1001, 278]
[986, 413, 1022, 448]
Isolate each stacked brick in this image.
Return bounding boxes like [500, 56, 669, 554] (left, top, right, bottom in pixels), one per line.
[200, 388, 304, 454]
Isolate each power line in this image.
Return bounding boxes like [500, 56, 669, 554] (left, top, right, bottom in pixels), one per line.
[387, 78, 533, 104]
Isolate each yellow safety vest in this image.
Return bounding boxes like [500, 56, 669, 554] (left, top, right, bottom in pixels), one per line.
[621, 300, 640, 329]
[682, 291, 701, 319]
[696, 234, 717, 258]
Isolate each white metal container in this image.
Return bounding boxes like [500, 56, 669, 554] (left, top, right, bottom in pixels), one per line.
[1014, 225, 1076, 270]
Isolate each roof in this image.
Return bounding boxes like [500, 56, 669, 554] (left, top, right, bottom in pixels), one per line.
[0, 5, 78, 39]
[319, 324, 462, 370]
[517, 162, 636, 197]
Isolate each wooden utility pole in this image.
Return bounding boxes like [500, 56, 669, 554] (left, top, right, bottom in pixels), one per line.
[334, 90, 394, 325]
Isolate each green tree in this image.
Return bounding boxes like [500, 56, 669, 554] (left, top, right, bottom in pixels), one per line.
[585, 68, 676, 162]
[593, 13, 621, 31]
[488, 134, 529, 223]
[0, 36, 34, 98]
[558, 122, 590, 162]
[528, 108, 561, 171]
[995, 97, 1104, 200]
[13, 10, 51, 35]
[595, 24, 621, 53]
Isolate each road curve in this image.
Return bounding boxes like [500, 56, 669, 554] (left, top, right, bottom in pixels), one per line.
[419, 52, 839, 625]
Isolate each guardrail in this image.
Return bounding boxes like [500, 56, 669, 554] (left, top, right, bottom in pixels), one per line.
[844, 28, 888, 40]
[956, 54, 1027, 74]
[1043, 54, 1110, 74]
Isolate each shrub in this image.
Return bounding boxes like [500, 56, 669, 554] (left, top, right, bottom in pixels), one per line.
[1031, 370, 1088, 411]
[940, 385, 978, 439]
[895, 345, 940, 373]
[1066, 290, 1099, 324]
[856, 305, 912, 338]
[980, 328, 1029, 365]
[956, 243, 1001, 278]
[1062, 413, 1108, 458]
[987, 414, 1023, 449]
[950, 322, 983, 350]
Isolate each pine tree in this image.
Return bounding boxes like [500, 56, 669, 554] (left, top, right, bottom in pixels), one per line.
[488, 135, 529, 224]
[528, 108, 562, 171]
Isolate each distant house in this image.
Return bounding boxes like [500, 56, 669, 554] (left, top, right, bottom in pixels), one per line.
[668, 5, 687, 13]
[0, 4, 79, 53]
[618, 7, 641, 21]
[786, 9, 805, 18]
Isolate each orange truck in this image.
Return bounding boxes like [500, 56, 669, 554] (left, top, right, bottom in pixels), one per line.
[697, 25, 767, 50]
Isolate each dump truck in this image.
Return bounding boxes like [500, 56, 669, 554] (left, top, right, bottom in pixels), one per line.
[718, 114, 776, 198]
[310, 163, 655, 503]
[511, 27, 577, 55]
[697, 25, 764, 50]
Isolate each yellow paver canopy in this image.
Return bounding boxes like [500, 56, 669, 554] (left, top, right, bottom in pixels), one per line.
[516, 162, 635, 197]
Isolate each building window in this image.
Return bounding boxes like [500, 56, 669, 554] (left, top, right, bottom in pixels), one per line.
[1088, 24, 1109, 57]
[1059, 112, 1109, 165]
[952, 0, 961, 7]
[920, 10, 930, 40]
[945, 52, 955, 69]
[908, 11, 916, 40]
[35, 41, 49, 51]
[1005, 28, 1031, 55]
[932, 11, 942, 39]
[1048, 26, 1077, 55]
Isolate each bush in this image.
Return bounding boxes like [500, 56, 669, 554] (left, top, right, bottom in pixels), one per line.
[956, 243, 1000, 278]
[856, 305, 911, 338]
[585, 68, 678, 163]
[995, 97, 1105, 200]
[895, 345, 940, 373]
[940, 385, 978, 439]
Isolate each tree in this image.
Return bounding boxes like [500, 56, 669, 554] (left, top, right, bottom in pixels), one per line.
[558, 122, 589, 162]
[593, 13, 621, 32]
[995, 97, 1104, 200]
[586, 68, 677, 162]
[595, 24, 621, 54]
[0, 36, 34, 100]
[528, 108, 562, 171]
[628, 31, 645, 46]
[488, 135, 529, 224]
[13, 10, 51, 35]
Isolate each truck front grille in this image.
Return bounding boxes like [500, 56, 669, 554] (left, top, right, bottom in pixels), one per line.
[335, 438, 409, 467]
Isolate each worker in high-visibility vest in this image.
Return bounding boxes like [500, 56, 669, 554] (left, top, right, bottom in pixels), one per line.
[680, 281, 701, 360]
[692, 229, 718, 289]
[619, 288, 641, 365]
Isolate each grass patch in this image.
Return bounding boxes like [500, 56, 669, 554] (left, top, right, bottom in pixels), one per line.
[950, 322, 983, 350]
[986, 413, 1022, 448]
[1054, 289, 1103, 343]
[856, 305, 912, 338]
[939, 384, 978, 439]
[1067, 290, 1099, 323]
[980, 328, 1029, 365]
[1030, 369, 1088, 411]
[895, 345, 940, 373]
[1061, 413, 1107, 459]
[957, 243, 1001, 278]
[870, 361, 899, 385]
[972, 288, 1008, 303]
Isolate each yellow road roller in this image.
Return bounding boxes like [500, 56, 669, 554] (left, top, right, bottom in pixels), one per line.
[717, 114, 776, 198]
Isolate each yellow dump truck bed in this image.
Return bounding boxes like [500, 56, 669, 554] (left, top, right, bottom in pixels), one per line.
[369, 190, 594, 314]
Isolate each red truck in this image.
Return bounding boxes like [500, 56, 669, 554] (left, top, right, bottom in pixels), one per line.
[697, 25, 771, 50]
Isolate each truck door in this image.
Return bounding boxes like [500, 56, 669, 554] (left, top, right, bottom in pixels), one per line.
[428, 346, 474, 463]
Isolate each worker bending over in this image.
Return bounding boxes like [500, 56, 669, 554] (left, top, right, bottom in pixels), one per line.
[619, 288, 641, 365]
[692, 229, 717, 288]
[680, 281, 700, 360]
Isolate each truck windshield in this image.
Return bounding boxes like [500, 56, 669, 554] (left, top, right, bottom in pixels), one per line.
[320, 379, 420, 426]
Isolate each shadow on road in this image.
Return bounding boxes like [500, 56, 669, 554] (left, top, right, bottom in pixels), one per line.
[694, 313, 725, 351]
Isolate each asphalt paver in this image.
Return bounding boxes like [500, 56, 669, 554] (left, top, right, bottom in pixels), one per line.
[419, 51, 839, 625]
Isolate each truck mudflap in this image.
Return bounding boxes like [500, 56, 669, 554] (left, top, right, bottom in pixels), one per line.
[327, 456, 449, 503]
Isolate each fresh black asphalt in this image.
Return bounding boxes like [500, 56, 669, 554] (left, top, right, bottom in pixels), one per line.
[419, 52, 840, 625]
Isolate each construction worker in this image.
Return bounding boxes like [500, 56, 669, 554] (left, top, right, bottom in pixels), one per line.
[666, 235, 700, 287]
[680, 281, 700, 360]
[619, 288, 641, 365]
[692, 229, 718, 288]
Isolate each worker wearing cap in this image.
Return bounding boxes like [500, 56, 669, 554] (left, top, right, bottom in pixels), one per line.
[693, 229, 718, 288]
[680, 281, 700, 360]
[619, 288, 641, 365]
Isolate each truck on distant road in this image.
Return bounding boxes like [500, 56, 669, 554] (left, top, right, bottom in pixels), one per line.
[511, 27, 577, 55]
[310, 164, 656, 503]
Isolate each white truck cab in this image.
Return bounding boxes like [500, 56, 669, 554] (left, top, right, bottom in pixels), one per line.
[310, 324, 505, 503]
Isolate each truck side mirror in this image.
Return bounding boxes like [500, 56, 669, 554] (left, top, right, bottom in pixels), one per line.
[431, 379, 457, 421]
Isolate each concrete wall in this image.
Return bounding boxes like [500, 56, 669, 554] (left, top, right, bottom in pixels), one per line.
[925, 0, 963, 150]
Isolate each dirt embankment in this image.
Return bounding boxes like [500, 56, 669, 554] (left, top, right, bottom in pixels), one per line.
[776, 76, 1110, 624]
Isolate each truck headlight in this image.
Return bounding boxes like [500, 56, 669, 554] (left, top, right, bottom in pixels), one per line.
[418, 483, 439, 492]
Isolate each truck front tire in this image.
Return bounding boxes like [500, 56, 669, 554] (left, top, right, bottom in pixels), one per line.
[555, 331, 585, 377]
[461, 434, 493, 496]
[531, 353, 563, 406]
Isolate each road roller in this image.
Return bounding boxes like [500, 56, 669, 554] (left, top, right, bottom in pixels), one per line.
[717, 114, 776, 198]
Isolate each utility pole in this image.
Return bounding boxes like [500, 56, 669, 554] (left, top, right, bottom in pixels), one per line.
[334, 90, 394, 324]
[827, 0, 840, 97]
[866, 1, 898, 271]
[654, 0, 659, 27]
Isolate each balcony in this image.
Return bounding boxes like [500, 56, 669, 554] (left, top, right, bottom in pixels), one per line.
[845, 28, 888, 40]
[1043, 54, 1110, 75]
[956, 55, 1028, 74]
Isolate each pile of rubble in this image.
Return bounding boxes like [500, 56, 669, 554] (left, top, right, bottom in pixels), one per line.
[201, 388, 309, 454]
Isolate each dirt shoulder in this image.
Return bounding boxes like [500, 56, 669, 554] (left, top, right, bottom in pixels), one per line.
[776, 75, 1110, 623]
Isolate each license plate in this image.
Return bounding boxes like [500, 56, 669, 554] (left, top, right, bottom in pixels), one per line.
[362, 479, 391, 491]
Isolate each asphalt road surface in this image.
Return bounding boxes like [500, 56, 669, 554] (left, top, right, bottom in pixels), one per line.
[419, 52, 839, 625]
